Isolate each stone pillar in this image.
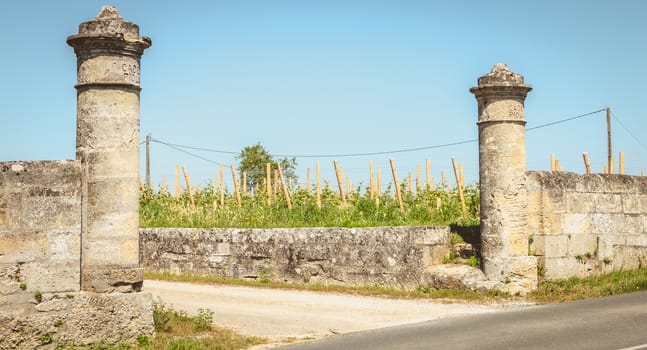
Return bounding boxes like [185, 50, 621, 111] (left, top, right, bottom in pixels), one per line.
[470, 63, 537, 294]
[67, 6, 151, 292]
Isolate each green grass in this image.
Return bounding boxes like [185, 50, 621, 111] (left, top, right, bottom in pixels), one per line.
[73, 302, 267, 350]
[140, 182, 479, 228]
[528, 267, 647, 303]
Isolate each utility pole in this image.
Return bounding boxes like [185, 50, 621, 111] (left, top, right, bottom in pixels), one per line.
[607, 107, 612, 174]
[146, 134, 151, 189]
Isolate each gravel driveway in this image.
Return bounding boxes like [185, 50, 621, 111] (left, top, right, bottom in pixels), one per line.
[144, 279, 518, 346]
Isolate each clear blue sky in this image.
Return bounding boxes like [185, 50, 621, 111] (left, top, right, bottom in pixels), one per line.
[2, 1, 646, 190]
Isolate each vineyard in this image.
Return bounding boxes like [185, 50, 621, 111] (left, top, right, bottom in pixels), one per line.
[139, 180, 480, 228]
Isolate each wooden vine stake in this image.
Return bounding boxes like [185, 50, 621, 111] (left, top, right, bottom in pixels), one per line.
[619, 151, 625, 175]
[389, 159, 404, 212]
[376, 166, 381, 207]
[181, 166, 195, 209]
[426, 159, 431, 191]
[160, 176, 166, 194]
[213, 172, 220, 210]
[582, 152, 591, 174]
[230, 165, 242, 207]
[333, 160, 346, 205]
[306, 168, 311, 194]
[266, 162, 272, 205]
[277, 164, 292, 209]
[451, 157, 467, 219]
[219, 164, 225, 206]
[416, 164, 421, 196]
[175, 164, 181, 197]
[441, 170, 446, 188]
[369, 160, 375, 200]
[139, 176, 146, 199]
[316, 160, 321, 208]
[550, 153, 556, 172]
[242, 171, 247, 195]
[459, 163, 465, 189]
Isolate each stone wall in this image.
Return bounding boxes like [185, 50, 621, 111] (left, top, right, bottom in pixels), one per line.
[140, 226, 451, 289]
[0, 161, 81, 298]
[527, 171, 647, 279]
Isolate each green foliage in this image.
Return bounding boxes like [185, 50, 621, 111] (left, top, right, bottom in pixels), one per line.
[136, 335, 152, 346]
[140, 180, 480, 228]
[153, 301, 172, 332]
[137, 300, 265, 350]
[193, 309, 214, 332]
[19, 283, 26, 290]
[468, 255, 480, 268]
[236, 143, 273, 189]
[39, 333, 52, 344]
[236, 143, 298, 189]
[34, 290, 42, 303]
[530, 267, 647, 303]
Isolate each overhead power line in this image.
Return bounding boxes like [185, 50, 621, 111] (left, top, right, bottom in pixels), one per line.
[147, 107, 607, 164]
[526, 108, 606, 131]
[610, 111, 647, 152]
[153, 138, 226, 166]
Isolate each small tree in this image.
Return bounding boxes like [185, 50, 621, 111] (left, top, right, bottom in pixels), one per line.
[236, 143, 297, 190]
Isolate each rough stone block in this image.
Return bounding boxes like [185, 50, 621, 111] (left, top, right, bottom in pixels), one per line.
[594, 193, 623, 213]
[508, 233, 528, 256]
[543, 234, 568, 258]
[566, 193, 594, 213]
[0, 291, 153, 349]
[21, 191, 80, 231]
[83, 238, 138, 266]
[626, 234, 647, 247]
[575, 174, 606, 193]
[529, 234, 545, 256]
[615, 246, 647, 270]
[562, 213, 591, 234]
[541, 213, 563, 235]
[591, 214, 623, 235]
[22, 260, 80, 293]
[543, 191, 566, 213]
[622, 195, 646, 215]
[501, 256, 537, 295]
[543, 257, 590, 280]
[603, 175, 639, 194]
[622, 215, 643, 235]
[527, 212, 542, 236]
[597, 234, 624, 258]
[76, 115, 139, 151]
[81, 267, 143, 293]
[527, 191, 542, 215]
[567, 234, 598, 257]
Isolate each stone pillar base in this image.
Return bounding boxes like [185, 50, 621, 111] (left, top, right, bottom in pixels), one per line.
[81, 267, 144, 293]
[498, 256, 538, 295]
[0, 291, 154, 349]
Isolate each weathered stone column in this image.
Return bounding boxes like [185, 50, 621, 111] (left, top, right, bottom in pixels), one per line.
[470, 63, 537, 294]
[67, 6, 151, 292]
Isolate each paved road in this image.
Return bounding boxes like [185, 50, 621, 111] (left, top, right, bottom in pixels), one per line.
[143, 280, 516, 343]
[278, 290, 647, 350]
